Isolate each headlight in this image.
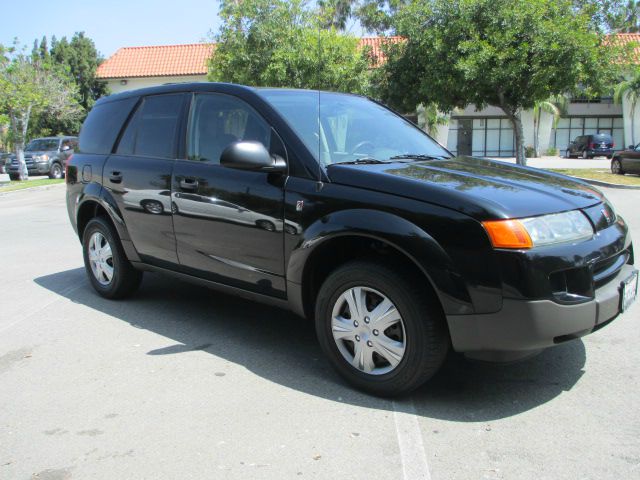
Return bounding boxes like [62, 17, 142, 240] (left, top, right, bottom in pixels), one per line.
[483, 210, 594, 249]
[33, 154, 49, 162]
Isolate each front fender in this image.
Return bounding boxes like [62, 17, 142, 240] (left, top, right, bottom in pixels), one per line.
[287, 209, 474, 315]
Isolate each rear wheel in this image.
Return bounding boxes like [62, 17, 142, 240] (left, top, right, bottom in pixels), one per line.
[582, 150, 589, 159]
[82, 217, 142, 299]
[315, 260, 449, 396]
[566, 149, 572, 159]
[611, 159, 625, 175]
[48, 162, 63, 179]
[8, 174, 20, 181]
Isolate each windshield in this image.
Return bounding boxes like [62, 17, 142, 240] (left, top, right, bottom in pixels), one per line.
[26, 139, 60, 152]
[258, 90, 450, 165]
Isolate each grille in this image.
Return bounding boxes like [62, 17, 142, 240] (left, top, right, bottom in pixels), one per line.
[593, 250, 630, 289]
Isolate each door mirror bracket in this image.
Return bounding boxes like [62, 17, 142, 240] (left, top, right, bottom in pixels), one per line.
[220, 141, 286, 173]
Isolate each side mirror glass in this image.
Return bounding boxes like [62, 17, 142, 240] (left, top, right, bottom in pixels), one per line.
[629, 145, 635, 150]
[61, 145, 70, 151]
[220, 141, 286, 173]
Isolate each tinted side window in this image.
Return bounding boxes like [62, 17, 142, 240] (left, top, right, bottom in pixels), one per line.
[187, 94, 270, 163]
[117, 94, 184, 159]
[79, 97, 138, 154]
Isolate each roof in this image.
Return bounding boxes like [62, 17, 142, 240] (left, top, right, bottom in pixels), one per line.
[96, 43, 215, 79]
[96, 38, 404, 79]
[606, 33, 640, 63]
[359, 36, 404, 66]
[96, 34, 636, 80]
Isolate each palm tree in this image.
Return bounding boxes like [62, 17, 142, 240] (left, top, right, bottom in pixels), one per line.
[614, 71, 640, 145]
[533, 95, 568, 157]
[417, 103, 449, 138]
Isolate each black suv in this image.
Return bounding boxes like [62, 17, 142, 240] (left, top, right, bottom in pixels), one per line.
[566, 133, 615, 159]
[66, 83, 636, 396]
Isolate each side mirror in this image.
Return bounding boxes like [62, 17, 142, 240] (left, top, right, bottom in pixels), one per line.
[220, 141, 286, 173]
[629, 145, 635, 150]
[61, 145, 70, 152]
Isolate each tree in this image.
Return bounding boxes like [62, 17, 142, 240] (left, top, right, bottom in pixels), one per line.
[209, 0, 371, 93]
[318, 0, 356, 30]
[51, 32, 107, 111]
[374, 0, 616, 165]
[614, 70, 640, 145]
[416, 103, 448, 138]
[0, 44, 81, 180]
[533, 95, 568, 157]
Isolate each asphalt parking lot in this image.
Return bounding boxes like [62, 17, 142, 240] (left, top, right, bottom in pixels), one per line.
[1, 184, 639, 480]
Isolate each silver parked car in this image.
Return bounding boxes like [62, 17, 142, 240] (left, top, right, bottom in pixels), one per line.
[7, 136, 77, 180]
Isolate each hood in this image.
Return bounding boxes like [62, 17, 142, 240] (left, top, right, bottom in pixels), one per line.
[326, 156, 604, 220]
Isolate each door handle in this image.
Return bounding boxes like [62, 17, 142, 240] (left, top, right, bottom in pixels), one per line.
[179, 178, 199, 191]
[110, 171, 122, 183]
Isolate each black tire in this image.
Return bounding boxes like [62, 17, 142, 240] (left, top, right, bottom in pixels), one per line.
[9, 174, 20, 181]
[48, 162, 63, 179]
[582, 150, 589, 159]
[566, 149, 572, 159]
[82, 217, 142, 299]
[315, 260, 449, 397]
[611, 159, 625, 175]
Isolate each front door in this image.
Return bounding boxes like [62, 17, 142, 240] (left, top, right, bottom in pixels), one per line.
[103, 93, 187, 267]
[457, 119, 472, 156]
[621, 143, 640, 174]
[171, 93, 287, 297]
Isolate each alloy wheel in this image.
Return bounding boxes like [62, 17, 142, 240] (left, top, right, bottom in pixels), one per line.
[88, 232, 114, 285]
[331, 286, 406, 375]
[612, 159, 622, 174]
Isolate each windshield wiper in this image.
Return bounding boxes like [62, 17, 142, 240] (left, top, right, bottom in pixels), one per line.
[389, 154, 448, 161]
[332, 157, 392, 165]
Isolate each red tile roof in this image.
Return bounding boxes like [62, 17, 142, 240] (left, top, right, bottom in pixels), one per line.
[96, 43, 215, 79]
[96, 34, 636, 80]
[359, 36, 404, 66]
[606, 33, 640, 63]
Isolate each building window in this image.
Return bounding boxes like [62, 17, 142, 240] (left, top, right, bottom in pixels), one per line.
[550, 116, 623, 152]
[448, 117, 515, 157]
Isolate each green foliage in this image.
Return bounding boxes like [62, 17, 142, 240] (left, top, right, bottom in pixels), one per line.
[416, 103, 448, 137]
[318, 0, 355, 30]
[374, 0, 618, 164]
[525, 146, 537, 158]
[209, 0, 371, 93]
[0, 42, 81, 179]
[546, 147, 560, 156]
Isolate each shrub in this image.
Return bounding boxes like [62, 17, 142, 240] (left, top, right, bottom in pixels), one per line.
[525, 146, 537, 158]
[545, 147, 560, 156]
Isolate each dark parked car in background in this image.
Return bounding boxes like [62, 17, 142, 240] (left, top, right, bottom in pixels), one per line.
[0, 152, 10, 174]
[66, 83, 636, 396]
[566, 133, 615, 159]
[611, 144, 640, 175]
[8, 136, 77, 180]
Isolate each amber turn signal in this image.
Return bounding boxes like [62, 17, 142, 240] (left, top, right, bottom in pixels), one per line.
[482, 219, 533, 249]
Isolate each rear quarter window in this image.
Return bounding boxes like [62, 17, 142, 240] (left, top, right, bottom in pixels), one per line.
[79, 97, 139, 154]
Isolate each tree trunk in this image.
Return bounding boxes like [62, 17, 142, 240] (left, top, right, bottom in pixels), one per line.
[10, 110, 30, 181]
[504, 109, 526, 166]
[533, 111, 540, 158]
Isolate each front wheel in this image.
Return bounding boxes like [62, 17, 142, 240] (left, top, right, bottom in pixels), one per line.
[82, 217, 142, 299]
[566, 149, 572, 159]
[315, 261, 449, 396]
[49, 162, 63, 179]
[611, 159, 625, 175]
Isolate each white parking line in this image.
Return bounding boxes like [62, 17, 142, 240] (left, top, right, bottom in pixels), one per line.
[392, 400, 432, 480]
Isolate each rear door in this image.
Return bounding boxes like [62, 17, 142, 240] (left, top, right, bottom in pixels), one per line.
[104, 93, 188, 267]
[171, 92, 287, 297]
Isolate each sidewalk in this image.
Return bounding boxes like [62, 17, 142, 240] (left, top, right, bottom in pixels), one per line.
[488, 155, 611, 169]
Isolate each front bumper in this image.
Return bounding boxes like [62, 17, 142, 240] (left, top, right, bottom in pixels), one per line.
[8, 163, 50, 175]
[447, 263, 636, 356]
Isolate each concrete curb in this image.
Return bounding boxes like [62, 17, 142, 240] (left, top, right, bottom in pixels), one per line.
[0, 182, 65, 196]
[571, 176, 640, 190]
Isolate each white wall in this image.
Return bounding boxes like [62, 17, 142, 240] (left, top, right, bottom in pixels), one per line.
[104, 75, 208, 94]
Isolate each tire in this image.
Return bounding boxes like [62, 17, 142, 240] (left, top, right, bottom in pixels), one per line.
[8, 174, 20, 181]
[611, 159, 625, 175]
[48, 162, 63, 179]
[82, 217, 142, 299]
[566, 149, 572, 159]
[582, 150, 589, 159]
[314, 260, 449, 397]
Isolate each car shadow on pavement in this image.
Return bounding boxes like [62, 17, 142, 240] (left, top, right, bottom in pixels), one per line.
[35, 268, 586, 422]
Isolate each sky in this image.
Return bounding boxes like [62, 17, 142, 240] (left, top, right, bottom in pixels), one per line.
[1, 0, 221, 58]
